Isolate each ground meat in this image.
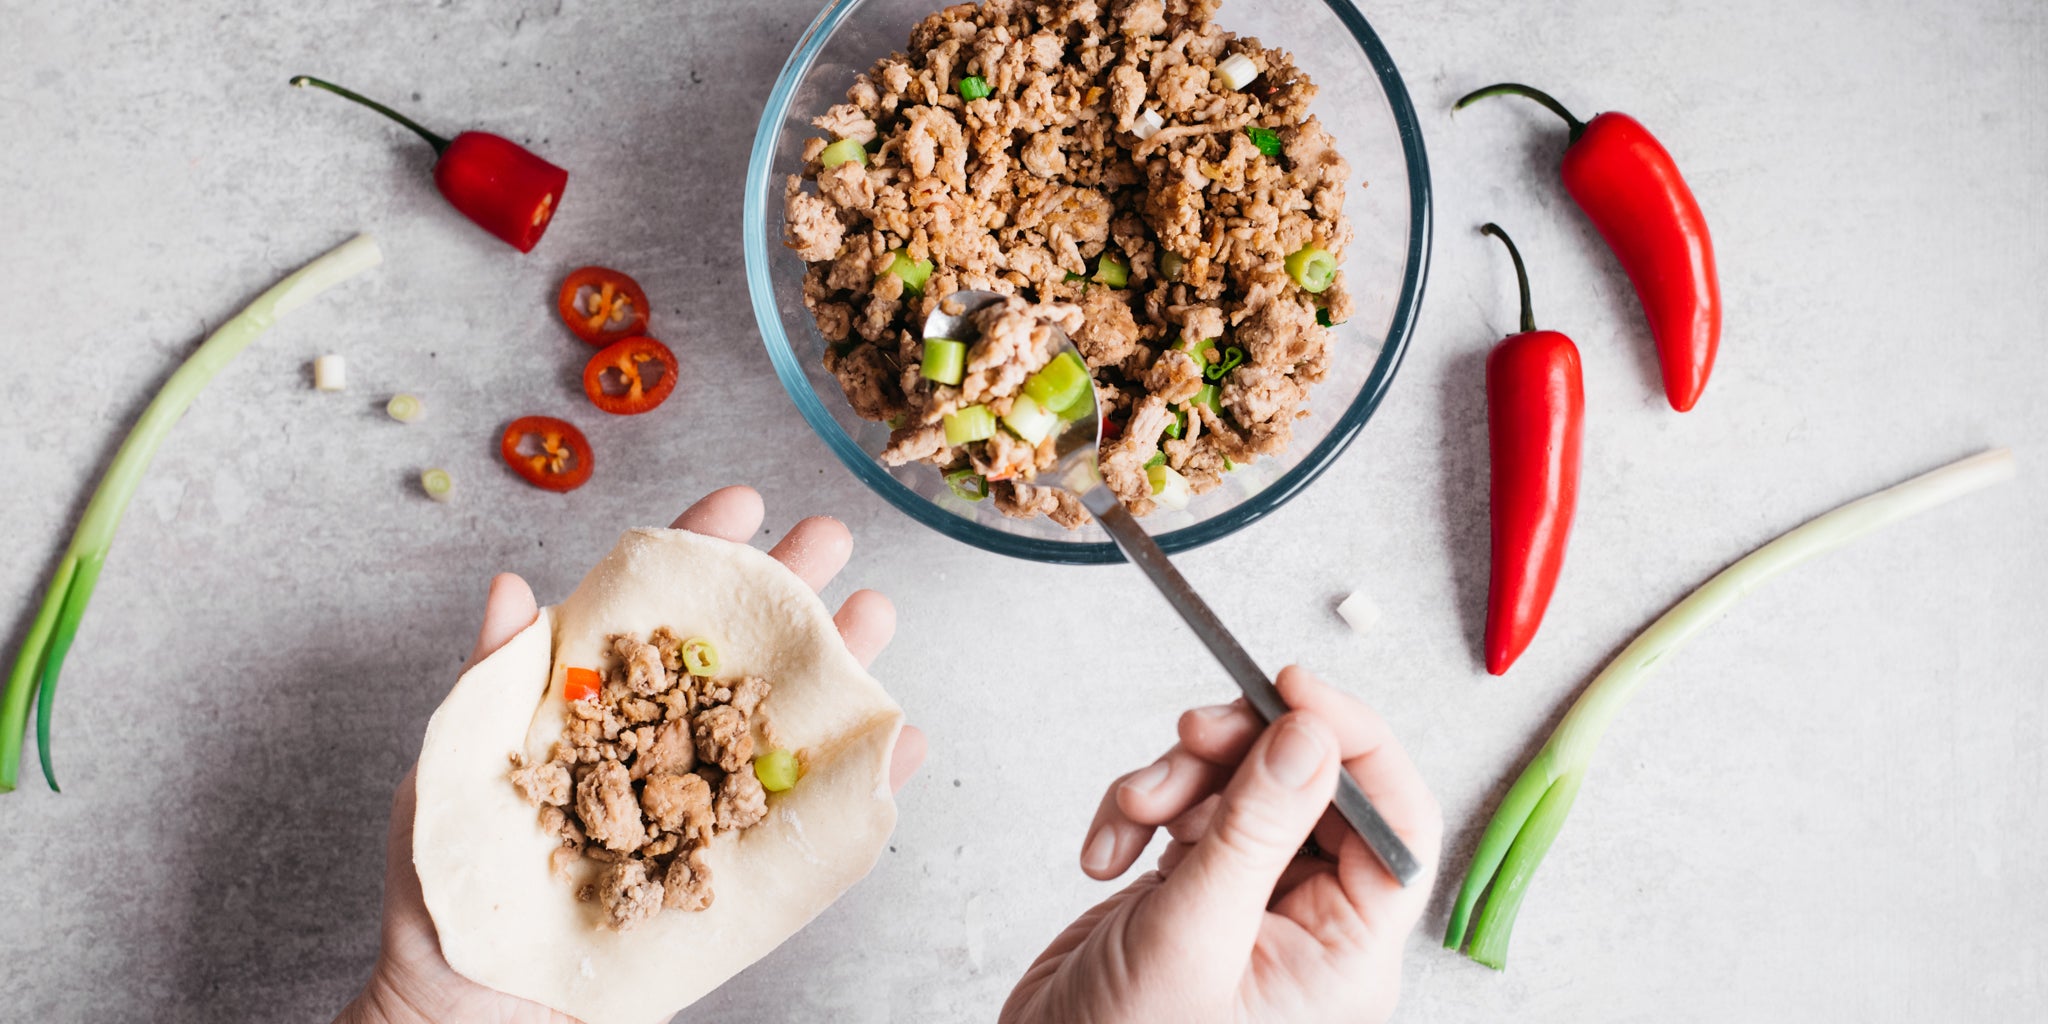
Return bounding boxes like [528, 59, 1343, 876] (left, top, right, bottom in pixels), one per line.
[596, 858, 665, 931]
[693, 705, 754, 774]
[640, 770, 715, 842]
[611, 634, 671, 697]
[509, 755, 570, 807]
[632, 717, 697, 779]
[715, 769, 769, 832]
[576, 760, 646, 853]
[663, 848, 714, 912]
[729, 676, 771, 719]
[785, 0, 1352, 524]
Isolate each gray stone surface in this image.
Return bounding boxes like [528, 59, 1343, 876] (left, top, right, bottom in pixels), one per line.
[3, 0, 2044, 1020]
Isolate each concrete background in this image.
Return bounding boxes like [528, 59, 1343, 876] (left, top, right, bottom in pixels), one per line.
[3, 0, 2044, 1020]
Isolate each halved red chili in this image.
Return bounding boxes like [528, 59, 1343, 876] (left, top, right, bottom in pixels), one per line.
[557, 266, 650, 346]
[501, 415, 594, 492]
[582, 336, 679, 416]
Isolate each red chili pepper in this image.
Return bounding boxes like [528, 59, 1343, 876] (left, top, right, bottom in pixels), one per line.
[557, 266, 651, 346]
[1480, 224, 1584, 676]
[1458, 83, 1719, 412]
[582, 336, 679, 415]
[291, 76, 568, 253]
[501, 416, 594, 492]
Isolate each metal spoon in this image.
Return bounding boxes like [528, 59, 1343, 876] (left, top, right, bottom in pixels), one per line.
[924, 290, 1421, 886]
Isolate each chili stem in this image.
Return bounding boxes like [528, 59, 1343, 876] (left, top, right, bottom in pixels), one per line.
[0, 234, 382, 792]
[290, 75, 451, 155]
[1480, 223, 1537, 334]
[1455, 82, 1587, 144]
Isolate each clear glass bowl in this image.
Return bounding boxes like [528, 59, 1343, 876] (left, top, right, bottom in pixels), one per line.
[745, 0, 1431, 564]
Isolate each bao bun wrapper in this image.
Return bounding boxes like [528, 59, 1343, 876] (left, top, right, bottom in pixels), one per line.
[413, 528, 905, 1024]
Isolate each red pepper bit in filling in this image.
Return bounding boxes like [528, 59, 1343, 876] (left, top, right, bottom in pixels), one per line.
[581, 283, 633, 331]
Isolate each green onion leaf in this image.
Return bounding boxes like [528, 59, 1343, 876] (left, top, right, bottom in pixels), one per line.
[1144, 452, 1167, 470]
[942, 404, 997, 445]
[1001, 393, 1059, 446]
[1062, 270, 1087, 283]
[945, 468, 989, 501]
[1164, 409, 1185, 440]
[0, 234, 382, 793]
[1192, 384, 1222, 415]
[1147, 463, 1191, 510]
[386, 392, 424, 423]
[819, 138, 868, 169]
[957, 75, 992, 101]
[420, 468, 454, 502]
[1316, 307, 1343, 328]
[881, 249, 934, 295]
[680, 637, 719, 677]
[1444, 449, 2017, 969]
[1092, 254, 1129, 289]
[921, 338, 967, 386]
[1022, 351, 1091, 413]
[754, 749, 802, 792]
[1244, 126, 1282, 157]
[1284, 246, 1338, 293]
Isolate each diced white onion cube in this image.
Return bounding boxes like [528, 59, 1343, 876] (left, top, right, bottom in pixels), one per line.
[1131, 107, 1164, 141]
[1216, 53, 1259, 91]
[313, 354, 347, 391]
[1336, 590, 1381, 635]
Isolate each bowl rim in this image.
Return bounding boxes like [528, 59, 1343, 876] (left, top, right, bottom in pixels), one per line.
[744, 0, 1433, 565]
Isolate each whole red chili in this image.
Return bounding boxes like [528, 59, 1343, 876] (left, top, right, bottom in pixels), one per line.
[1458, 83, 1719, 412]
[291, 76, 568, 253]
[1481, 224, 1584, 676]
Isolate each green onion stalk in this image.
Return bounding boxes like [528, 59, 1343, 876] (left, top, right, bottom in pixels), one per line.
[1444, 448, 2015, 968]
[0, 234, 383, 792]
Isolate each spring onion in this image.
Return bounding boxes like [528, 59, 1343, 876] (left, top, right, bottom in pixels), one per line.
[1445, 448, 2016, 969]
[819, 138, 868, 169]
[1001, 394, 1059, 446]
[420, 468, 454, 502]
[1144, 452, 1167, 470]
[943, 404, 997, 445]
[1317, 307, 1342, 328]
[1023, 351, 1090, 412]
[1092, 254, 1129, 289]
[1131, 108, 1164, 141]
[1159, 251, 1184, 280]
[1336, 590, 1381, 635]
[313, 353, 347, 391]
[0, 234, 382, 793]
[386, 392, 424, 423]
[921, 338, 966, 386]
[1245, 126, 1283, 157]
[882, 249, 933, 295]
[1216, 53, 1259, 91]
[1192, 384, 1222, 415]
[945, 468, 989, 501]
[1164, 409, 1186, 440]
[1148, 463, 1191, 511]
[1175, 336, 1219, 373]
[1203, 345, 1246, 382]
[1053, 385, 1095, 422]
[754, 749, 801, 792]
[1285, 246, 1338, 293]
[957, 75, 992, 102]
[680, 637, 719, 678]
[1063, 270, 1088, 283]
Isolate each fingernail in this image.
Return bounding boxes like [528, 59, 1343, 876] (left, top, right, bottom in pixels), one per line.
[1191, 703, 1237, 720]
[1263, 718, 1328, 789]
[1122, 758, 1171, 797]
[1081, 825, 1117, 875]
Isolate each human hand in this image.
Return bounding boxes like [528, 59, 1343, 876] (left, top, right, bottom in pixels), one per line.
[1000, 667, 1441, 1024]
[336, 486, 929, 1024]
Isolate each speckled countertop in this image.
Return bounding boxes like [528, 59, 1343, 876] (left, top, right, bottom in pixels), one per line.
[3, 0, 2044, 1020]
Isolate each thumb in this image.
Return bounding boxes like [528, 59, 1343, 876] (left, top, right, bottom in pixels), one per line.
[465, 573, 538, 669]
[1138, 712, 1340, 965]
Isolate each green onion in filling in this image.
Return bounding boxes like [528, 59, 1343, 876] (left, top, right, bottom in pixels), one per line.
[1245, 126, 1282, 157]
[1144, 452, 1167, 470]
[921, 338, 966, 386]
[1148, 463, 1191, 510]
[819, 138, 868, 169]
[882, 249, 933, 295]
[1001, 393, 1059, 446]
[1285, 246, 1338, 293]
[1092, 254, 1129, 289]
[1192, 383, 1222, 415]
[943, 404, 997, 445]
[1022, 351, 1090, 412]
[957, 75, 992, 101]
[945, 468, 989, 501]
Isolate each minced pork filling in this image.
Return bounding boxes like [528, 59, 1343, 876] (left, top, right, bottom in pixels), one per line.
[509, 627, 794, 931]
[784, 0, 1357, 525]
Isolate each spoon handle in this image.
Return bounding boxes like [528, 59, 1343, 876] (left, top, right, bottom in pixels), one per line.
[1081, 489, 1422, 886]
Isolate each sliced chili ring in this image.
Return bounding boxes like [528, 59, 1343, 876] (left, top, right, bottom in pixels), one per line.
[501, 415, 594, 492]
[582, 336, 679, 416]
[556, 266, 650, 346]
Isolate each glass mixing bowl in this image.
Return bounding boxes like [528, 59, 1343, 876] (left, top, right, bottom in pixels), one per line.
[745, 0, 1431, 564]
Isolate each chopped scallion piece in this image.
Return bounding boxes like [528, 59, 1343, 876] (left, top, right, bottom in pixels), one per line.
[921, 338, 966, 386]
[1336, 590, 1382, 635]
[386, 392, 423, 423]
[945, 468, 989, 501]
[1132, 107, 1164, 141]
[1203, 345, 1247, 382]
[1164, 409, 1185, 440]
[1223, 456, 1238, 472]
[1092, 254, 1129, 289]
[313, 353, 347, 391]
[1158, 251, 1184, 280]
[1063, 270, 1087, 283]
[957, 75, 992, 101]
[819, 138, 868, 169]
[1052, 384, 1095, 422]
[420, 468, 454, 502]
[680, 637, 719, 677]
[1317, 307, 1343, 328]
[1216, 53, 1259, 91]
[1244, 126, 1282, 157]
[1192, 383, 1222, 415]
[1148, 463, 1191, 510]
[1022, 351, 1091, 412]
[1001, 393, 1058, 446]
[942, 404, 997, 445]
[1285, 246, 1338, 293]
[1175, 336, 1219, 372]
[881, 249, 934, 295]
[754, 749, 801, 792]
[1144, 452, 1167, 470]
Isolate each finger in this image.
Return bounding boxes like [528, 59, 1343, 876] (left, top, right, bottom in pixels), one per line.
[834, 589, 896, 667]
[670, 485, 766, 542]
[768, 516, 853, 593]
[1113, 745, 1234, 827]
[1271, 855, 1339, 906]
[1079, 767, 1166, 881]
[888, 724, 926, 793]
[1165, 794, 1220, 845]
[1133, 712, 1343, 970]
[1156, 839, 1193, 875]
[1177, 699, 1261, 766]
[465, 573, 538, 669]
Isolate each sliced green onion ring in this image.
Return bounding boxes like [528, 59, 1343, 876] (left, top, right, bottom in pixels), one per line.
[1285, 246, 1338, 293]
[921, 338, 966, 386]
[680, 637, 719, 677]
[1001, 393, 1058, 446]
[1245, 126, 1283, 157]
[943, 404, 997, 445]
[386, 392, 423, 423]
[1148, 463, 1191, 510]
[754, 749, 802, 792]
[1092, 254, 1129, 289]
[1192, 384, 1222, 415]
[420, 468, 454, 502]
[882, 249, 934, 295]
[819, 138, 868, 169]
[957, 75, 992, 101]
[1022, 351, 1090, 412]
[945, 468, 989, 501]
